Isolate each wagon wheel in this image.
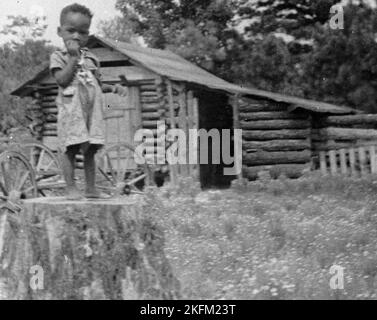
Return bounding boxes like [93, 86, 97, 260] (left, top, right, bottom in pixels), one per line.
[14, 142, 64, 196]
[0, 151, 38, 212]
[96, 143, 152, 196]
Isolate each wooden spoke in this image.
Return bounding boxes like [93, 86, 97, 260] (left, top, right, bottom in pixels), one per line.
[44, 158, 57, 172]
[0, 151, 38, 201]
[36, 149, 46, 172]
[13, 162, 22, 190]
[17, 171, 31, 192]
[0, 179, 8, 196]
[29, 147, 36, 168]
[22, 185, 36, 194]
[1, 161, 11, 193]
[16, 143, 62, 196]
[96, 143, 152, 195]
[106, 154, 117, 186]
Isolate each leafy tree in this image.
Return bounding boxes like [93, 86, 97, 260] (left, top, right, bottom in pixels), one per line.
[101, 0, 241, 77]
[231, 35, 303, 95]
[97, 16, 139, 44]
[0, 15, 54, 134]
[99, 0, 377, 114]
[237, 0, 341, 54]
[0, 15, 47, 45]
[301, 2, 377, 112]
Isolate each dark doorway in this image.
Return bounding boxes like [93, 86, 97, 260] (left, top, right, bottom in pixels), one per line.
[197, 90, 235, 189]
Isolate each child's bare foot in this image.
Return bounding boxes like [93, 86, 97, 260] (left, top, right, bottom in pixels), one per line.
[66, 187, 84, 200]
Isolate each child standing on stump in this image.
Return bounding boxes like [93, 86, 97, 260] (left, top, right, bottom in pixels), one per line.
[50, 3, 128, 200]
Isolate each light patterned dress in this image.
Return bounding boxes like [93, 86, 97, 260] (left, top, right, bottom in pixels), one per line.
[50, 48, 105, 153]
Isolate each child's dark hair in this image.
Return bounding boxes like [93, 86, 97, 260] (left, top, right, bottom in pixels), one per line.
[60, 3, 93, 24]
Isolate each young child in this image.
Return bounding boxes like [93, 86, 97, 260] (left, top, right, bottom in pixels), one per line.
[50, 3, 127, 200]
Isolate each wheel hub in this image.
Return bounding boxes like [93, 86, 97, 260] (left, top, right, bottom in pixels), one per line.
[8, 190, 22, 202]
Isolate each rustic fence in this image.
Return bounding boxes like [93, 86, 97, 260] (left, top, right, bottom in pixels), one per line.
[318, 145, 377, 177]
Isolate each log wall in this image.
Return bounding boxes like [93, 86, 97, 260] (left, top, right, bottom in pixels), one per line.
[311, 114, 377, 173]
[239, 97, 312, 180]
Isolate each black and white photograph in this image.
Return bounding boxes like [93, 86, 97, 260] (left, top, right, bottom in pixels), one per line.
[0, 0, 377, 306]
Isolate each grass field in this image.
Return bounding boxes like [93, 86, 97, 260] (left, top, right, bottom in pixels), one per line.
[145, 173, 377, 300]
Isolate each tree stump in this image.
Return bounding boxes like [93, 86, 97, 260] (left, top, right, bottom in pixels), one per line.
[0, 197, 181, 300]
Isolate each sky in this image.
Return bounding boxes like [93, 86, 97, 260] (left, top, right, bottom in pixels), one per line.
[0, 0, 119, 47]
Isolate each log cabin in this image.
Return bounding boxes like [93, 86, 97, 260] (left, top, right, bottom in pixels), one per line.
[12, 35, 377, 187]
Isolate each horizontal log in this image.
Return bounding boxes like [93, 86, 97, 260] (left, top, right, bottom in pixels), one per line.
[243, 129, 311, 141]
[43, 123, 57, 130]
[45, 114, 58, 122]
[240, 112, 307, 121]
[141, 97, 161, 104]
[314, 128, 377, 140]
[243, 139, 311, 152]
[41, 96, 57, 102]
[140, 84, 157, 91]
[142, 104, 160, 112]
[38, 89, 58, 96]
[243, 150, 311, 166]
[43, 130, 57, 137]
[140, 91, 158, 97]
[142, 112, 161, 120]
[141, 92, 158, 98]
[241, 120, 310, 130]
[142, 120, 158, 128]
[312, 140, 377, 152]
[320, 114, 377, 126]
[239, 101, 287, 113]
[42, 108, 58, 115]
[41, 101, 57, 108]
[243, 164, 309, 180]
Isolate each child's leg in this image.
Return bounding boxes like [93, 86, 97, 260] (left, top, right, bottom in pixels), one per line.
[61, 145, 82, 200]
[83, 144, 100, 197]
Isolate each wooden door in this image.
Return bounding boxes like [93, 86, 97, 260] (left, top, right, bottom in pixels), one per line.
[103, 87, 141, 171]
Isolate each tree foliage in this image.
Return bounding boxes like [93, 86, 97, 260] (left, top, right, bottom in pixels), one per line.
[98, 0, 377, 112]
[237, 0, 341, 54]
[110, 0, 239, 77]
[0, 16, 54, 134]
[97, 16, 139, 44]
[0, 15, 48, 46]
[302, 2, 377, 112]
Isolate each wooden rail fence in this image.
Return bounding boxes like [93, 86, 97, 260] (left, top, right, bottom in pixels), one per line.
[318, 146, 377, 176]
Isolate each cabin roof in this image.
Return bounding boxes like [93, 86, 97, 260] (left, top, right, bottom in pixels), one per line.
[11, 35, 359, 115]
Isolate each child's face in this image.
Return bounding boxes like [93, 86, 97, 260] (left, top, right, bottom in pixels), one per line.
[58, 12, 91, 49]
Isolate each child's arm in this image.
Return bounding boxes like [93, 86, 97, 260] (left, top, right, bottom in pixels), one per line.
[52, 40, 80, 88]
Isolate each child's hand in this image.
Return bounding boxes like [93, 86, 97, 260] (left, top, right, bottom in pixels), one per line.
[113, 84, 128, 97]
[66, 40, 81, 57]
